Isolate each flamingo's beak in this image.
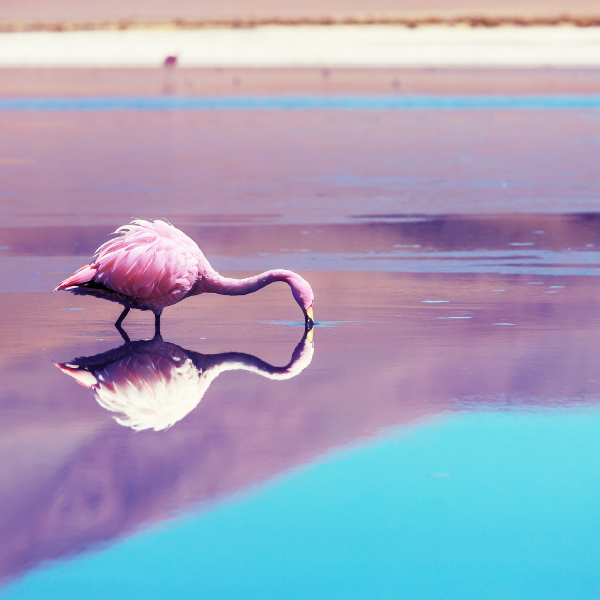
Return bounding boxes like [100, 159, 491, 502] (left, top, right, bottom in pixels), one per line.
[304, 305, 314, 331]
[305, 328, 314, 344]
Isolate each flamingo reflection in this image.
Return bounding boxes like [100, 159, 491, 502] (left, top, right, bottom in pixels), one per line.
[55, 331, 314, 431]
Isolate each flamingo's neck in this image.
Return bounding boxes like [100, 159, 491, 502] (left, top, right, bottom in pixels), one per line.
[194, 269, 313, 318]
[212, 270, 296, 296]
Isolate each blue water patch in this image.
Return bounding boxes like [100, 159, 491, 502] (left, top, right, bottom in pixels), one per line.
[261, 320, 361, 327]
[2, 95, 600, 111]
[3, 409, 600, 600]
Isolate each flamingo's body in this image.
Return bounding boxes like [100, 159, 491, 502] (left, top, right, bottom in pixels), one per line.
[54, 220, 314, 334]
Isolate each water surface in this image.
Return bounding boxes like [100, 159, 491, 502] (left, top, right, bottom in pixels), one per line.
[2, 106, 600, 598]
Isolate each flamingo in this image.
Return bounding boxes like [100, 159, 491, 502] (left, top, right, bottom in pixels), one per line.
[54, 219, 314, 337]
[55, 331, 314, 431]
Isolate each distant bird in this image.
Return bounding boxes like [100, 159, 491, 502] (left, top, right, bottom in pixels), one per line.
[55, 331, 314, 431]
[54, 219, 314, 336]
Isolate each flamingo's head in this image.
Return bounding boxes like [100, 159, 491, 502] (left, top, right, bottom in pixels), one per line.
[289, 274, 314, 331]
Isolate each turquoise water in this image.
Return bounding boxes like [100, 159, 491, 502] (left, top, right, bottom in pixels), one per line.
[2, 94, 600, 111]
[3, 410, 600, 600]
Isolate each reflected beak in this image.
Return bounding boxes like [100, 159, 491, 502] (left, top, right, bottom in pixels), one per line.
[304, 305, 314, 330]
[305, 328, 314, 344]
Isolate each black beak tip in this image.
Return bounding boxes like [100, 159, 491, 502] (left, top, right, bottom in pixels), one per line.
[305, 316, 314, 331]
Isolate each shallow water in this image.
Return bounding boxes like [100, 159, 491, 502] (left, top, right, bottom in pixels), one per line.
[2, 106, 600, 598]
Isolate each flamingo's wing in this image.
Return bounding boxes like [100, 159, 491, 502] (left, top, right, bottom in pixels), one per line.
[92, 221, 203, 301]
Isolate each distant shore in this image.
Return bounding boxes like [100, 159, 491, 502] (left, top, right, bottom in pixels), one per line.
[1, 26, 600, 68]
[2, 15, 600, 33]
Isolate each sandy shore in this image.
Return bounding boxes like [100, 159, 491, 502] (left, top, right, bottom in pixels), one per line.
[2, 26, 600, 67]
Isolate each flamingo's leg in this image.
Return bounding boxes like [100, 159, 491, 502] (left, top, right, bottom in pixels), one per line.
[154, 313, 161, 339]
[115, 307, 131, 343]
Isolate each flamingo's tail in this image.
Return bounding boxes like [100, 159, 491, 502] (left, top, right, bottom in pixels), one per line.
[53, 264, 98, 292]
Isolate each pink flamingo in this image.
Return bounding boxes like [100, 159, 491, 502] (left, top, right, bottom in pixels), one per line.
[54, 219, 314, 337]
